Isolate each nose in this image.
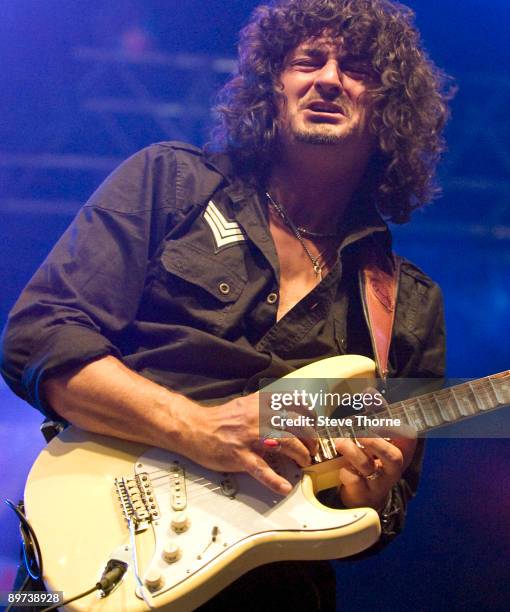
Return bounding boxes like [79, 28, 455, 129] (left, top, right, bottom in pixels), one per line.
[315, 59, 343, 97]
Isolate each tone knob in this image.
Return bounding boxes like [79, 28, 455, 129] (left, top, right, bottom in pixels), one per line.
[145, 569, 163, 590]
[162, 540, 181, 563]
[171, 511, 190, 533]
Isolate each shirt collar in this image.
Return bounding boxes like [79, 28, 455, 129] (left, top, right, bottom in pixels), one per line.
[206, 150, 392, 254]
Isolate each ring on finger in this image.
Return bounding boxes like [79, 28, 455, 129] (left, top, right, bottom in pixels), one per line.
[364, 467, 383, 481]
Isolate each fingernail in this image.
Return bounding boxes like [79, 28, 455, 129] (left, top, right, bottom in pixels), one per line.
[279, 482, 292, 494]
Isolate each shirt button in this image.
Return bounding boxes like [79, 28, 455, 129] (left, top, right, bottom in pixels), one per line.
[219, 282, 230, 295]
[266, 292, 278, 304]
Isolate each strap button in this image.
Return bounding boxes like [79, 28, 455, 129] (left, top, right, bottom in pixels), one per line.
[266, 292, 278, 304]
[219, 282, 231, 295]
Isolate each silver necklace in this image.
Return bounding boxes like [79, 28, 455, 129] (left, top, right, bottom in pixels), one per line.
[296, 226, 338, 239]
[266, 191, 330, 281]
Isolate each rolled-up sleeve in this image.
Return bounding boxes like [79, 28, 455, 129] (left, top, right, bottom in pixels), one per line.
[0, 144, 178, 416]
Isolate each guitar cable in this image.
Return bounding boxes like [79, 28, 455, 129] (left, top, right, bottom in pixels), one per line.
[5, 499, 44, 582]
[5, 498, 128, 612]
[41, 560, 128, 612]
[4, 499, 44, 612]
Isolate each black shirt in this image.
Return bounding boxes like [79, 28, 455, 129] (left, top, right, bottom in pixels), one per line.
[0, 142, 445, 418]
[0, 141, 446, 610]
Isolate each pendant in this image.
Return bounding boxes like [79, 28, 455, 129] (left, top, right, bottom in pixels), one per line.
[313, 262, 322, 281]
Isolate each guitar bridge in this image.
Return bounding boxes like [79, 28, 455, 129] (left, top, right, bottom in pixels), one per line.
[115, 473, 160, 533]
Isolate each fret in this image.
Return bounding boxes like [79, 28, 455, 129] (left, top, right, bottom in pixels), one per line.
[314, 432, 325, 462]
[384, 403, 394, 419]
[452, 383, 479, 416]
[324, 426, 338, 458]
[417, 394, 444, 428]
[387, 401, 406, 426]
[377, 406, 391, 421]
[400, 399, 427, 432]
[314, 438, 327, 463]
[432, 388, 462, 422]
[322, 437, 333, 460]
[309, 372, 509, 465]
[318, 435, 334, 460]
[468, 378, 499, 412]
[489, 372, 510, 405]
[336, 425, 349, 439]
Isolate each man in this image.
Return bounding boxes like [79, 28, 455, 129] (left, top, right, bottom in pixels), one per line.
[1, 0, 451, 609]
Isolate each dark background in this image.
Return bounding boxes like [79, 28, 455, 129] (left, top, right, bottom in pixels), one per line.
[1, 1, 509, 609]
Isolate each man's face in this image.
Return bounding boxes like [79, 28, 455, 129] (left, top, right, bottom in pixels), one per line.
[276, 35, 377, 156]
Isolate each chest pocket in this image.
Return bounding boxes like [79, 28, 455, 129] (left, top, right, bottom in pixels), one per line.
[149, 239, 247, 336]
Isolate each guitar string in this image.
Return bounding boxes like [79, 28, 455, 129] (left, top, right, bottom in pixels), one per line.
[137, 426, 399, 506]
[143, 449, 338, 504]
[136, 410, 405, 502]
[138, 423, 356, 483]
[118, 374, 510, 521]
[137, 374, 510, 480]
[143, 463, 297, 501]
[139, 424, 347, 494]
[141, 374, 510, 474]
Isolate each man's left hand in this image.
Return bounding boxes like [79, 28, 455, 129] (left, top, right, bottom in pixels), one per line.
[334, 434, 417, 511]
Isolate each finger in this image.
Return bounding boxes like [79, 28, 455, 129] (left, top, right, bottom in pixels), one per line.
[337, 466, 388, 509]
[388, 435, 418, 470]
[337, 457, 389, 504]
[364, 433, 417, 463]
[338, 464, 368, 488]
[370, 422, 418, 440]
[279, 411, 319, 455]
[277, 435, 315, 467]
[290, 397, 318, 418]
[334, 437, 377, 477]
[243, 453, 293, 495]
[356, 437, 403, 479]
[260, 394, 317, 443]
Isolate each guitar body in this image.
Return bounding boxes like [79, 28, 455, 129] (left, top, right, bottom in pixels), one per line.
[24, 355, 381, 611]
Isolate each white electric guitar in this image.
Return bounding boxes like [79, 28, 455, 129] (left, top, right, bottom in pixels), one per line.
[24, 355, 510, 611]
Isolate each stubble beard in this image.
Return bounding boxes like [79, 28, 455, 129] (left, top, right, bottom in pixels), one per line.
[293, 127, 348, 145]
[290, 113, 356, 146]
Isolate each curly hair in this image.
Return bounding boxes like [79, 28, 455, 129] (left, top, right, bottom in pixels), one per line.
[210, 0, 454, 223]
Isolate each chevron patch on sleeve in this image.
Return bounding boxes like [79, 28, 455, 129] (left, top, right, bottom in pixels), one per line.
[203, 200, 246, 250]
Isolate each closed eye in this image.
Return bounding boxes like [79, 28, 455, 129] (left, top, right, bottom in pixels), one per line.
[342, 66, 370, 79]
[291, 59, 323, 70]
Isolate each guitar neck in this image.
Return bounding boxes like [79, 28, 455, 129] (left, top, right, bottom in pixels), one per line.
[313, 371, 510, 463]
[383, 371, 510, 434]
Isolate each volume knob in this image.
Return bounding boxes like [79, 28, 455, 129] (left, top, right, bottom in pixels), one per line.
[162, 540, 181, 563]
[145, 569, 163, 590]
[171, 511, 190, 533]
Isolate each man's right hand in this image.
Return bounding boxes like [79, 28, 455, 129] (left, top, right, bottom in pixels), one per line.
[43, 356, 317, 497]
[181, 393, 318, 495]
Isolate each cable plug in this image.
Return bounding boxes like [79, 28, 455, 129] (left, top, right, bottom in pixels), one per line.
[97, 559, 128, 596]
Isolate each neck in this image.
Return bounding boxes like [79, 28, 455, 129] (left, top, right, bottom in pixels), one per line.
[268, 143, 372, 231]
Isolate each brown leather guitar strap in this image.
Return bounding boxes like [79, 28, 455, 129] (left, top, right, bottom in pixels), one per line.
[359, 245, 401, 379]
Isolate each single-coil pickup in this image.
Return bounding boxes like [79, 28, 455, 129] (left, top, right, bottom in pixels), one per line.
[170, 462, 187, 511]
[220, 473, 238, 498]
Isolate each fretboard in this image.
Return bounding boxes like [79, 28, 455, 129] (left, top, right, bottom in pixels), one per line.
[314, 371, 510, 462]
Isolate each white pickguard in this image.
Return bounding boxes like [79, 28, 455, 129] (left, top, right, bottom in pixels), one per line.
[24, 356, 384, 611]
[135, 448, 369, 600]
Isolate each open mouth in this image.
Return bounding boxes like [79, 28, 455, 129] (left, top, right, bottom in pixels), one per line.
[307, 102, 345, 115]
